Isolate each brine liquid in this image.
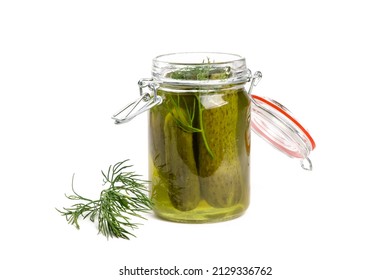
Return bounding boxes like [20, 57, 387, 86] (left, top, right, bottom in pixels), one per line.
[148, 86, 251, 223]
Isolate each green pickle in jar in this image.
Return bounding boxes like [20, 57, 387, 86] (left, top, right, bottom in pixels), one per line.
[149, 54, 251, 223]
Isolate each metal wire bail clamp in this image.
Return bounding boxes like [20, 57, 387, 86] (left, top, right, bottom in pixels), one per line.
[112, 78, 162, 124]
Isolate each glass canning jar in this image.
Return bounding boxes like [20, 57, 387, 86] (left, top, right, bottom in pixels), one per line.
[112, 52, 315, 223]
[149, 52, 251, 222]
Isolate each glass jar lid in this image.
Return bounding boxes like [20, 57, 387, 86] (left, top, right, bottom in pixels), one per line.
[251, 94, 316, 170]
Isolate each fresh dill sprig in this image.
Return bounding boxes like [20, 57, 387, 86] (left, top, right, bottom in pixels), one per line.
[56, 160, 153, 240]
[169, 58, 230, 81]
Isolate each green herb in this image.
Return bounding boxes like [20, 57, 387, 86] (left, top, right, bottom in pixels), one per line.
[169, 59, 230, 81]
[56, 160, 153, 240]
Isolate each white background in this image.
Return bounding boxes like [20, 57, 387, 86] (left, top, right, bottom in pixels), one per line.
[1, 0, 389, 279]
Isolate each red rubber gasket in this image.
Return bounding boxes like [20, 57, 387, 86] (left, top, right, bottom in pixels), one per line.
[251, 95, 316, 150]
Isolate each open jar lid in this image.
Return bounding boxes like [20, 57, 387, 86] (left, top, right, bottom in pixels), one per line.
[251, 94, 316, 171]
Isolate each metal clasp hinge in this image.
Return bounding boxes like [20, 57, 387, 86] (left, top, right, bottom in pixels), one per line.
[112, 78, 162, 124]
[247, 70, 262, 96]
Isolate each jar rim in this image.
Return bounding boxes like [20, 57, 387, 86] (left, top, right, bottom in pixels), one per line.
[153, 52, 245, 65]
[152, 52, 250, 86]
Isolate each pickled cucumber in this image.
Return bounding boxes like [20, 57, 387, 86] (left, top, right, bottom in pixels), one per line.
[164, 111, 201, 211]
[198, 90, 243, 208]
[149, 105, 166, 168]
